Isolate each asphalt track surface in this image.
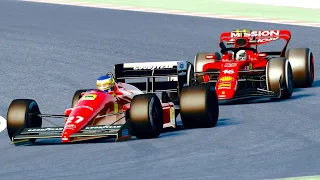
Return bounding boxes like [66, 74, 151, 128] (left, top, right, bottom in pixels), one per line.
[0, 0, 320, 179]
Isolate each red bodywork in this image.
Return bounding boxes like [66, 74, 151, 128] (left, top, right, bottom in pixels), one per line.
[61, 82, 175, 143]
[200, 29, 291, 99]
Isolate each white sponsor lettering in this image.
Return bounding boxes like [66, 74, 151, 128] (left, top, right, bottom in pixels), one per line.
[65, 124, 76, 130]
[27, 127, 64, 132]
[257, 37, 279, 43]
[0, 116, 7, 133]
[218, 87, 231, 90]
[224, 63, 237, 67]
[84, 125, 121, 130]
[133, 64, 174, 70]
[124, 61, 179, 70]
[222, 69, 234, 74]
[231, 30, 280, 38]
[26, 125, 122, 132]
[74, 105, 93, 111]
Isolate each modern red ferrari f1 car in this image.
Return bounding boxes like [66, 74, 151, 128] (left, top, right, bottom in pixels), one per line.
[6, 61, 219, 145]
[194, 29, 314, 101]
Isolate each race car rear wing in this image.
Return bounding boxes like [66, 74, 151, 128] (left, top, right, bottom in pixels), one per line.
[114, 61, 194, 94]
[220, 29, 291, 57]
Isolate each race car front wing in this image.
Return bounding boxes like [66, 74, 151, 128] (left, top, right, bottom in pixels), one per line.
[11, 122, 131, 146]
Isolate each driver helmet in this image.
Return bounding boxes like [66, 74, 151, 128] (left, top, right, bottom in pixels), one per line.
[96, 74, 115, 92]
[235, 50, 247, 61]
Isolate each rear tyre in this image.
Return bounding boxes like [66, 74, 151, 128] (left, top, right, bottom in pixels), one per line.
[129, 94, 163, 139]
[285, 48, 314, 87]
[71, 89, 88, 107]
[6, 99, 42, 142]
[180, 84, 219, 128]
[266, 58, 293, 99]
[194, 52, 221, 83]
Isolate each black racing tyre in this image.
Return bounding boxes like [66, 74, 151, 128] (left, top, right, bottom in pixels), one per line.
[266, 58, 293, 99]
[180, 83, 219, 128]
[129, 94, 163, 139]
[194, 52, 221, 83]
[71, 89, 88, 108]
[285, 48, 314, 88]
[6, 99, 42, 142]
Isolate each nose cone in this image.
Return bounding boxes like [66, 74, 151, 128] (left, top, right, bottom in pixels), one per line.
[61, 90, 110, 143]
[215, 75, 237, 99]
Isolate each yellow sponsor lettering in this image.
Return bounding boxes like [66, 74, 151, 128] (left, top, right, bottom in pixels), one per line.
[220, 76, 233, 82]
[114, 103, 118, 113]
[81, 94, 97, 100]
[218, 83, 231, 87]
[170, 107, 175, 122]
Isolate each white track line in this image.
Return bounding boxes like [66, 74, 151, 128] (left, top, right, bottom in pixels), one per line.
[22, 0, 320, 28]
[0, 116, 7, 133]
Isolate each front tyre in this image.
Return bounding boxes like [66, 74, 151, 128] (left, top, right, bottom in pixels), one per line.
[129, 94, 164, 139]
[266, 58, 293, 99]
[71, 89, 88, 107]
[6, 99, 42, 143]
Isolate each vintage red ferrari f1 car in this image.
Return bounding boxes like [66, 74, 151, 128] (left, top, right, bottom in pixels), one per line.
[6, 61, 219, 145]
[194, 29, 314, 101]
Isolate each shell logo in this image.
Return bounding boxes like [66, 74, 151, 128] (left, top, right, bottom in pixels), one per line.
[220, 76, 233, 82]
